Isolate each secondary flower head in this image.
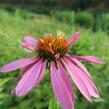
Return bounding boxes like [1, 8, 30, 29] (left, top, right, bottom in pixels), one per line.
[0, 32, 103, 109]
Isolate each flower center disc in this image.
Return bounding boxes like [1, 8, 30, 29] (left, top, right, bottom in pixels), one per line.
[37, 34, 68, 61]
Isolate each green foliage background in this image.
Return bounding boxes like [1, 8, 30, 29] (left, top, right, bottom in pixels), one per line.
[0, 8, 109, 109]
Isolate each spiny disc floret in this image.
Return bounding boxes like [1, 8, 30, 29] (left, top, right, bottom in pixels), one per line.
[37, 34, 68, 61]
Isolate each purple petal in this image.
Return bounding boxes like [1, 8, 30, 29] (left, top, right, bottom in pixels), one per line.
[71, 58, 92, 79]
[24, 36, 37, 46]
[62, 58, 92, 102]
[34, 60, 47, 84]
[58, 61, 75, 103]
[71, 56, 103, 64]
[50, 61, 75, 109]
[12, 59, 46, 96]
[22, 42, 35, 51]
[67, 32, 80, 48]
[0, 58, 37, 72]
[72, 59, 100, 98]
[78, 69, 100, 98]
[15, 61, 37, 82]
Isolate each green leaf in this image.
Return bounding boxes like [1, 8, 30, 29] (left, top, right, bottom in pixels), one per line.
[0, 78, 14, 87]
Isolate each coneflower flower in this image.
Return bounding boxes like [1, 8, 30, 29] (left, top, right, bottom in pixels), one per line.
[0, 32, 103, 109]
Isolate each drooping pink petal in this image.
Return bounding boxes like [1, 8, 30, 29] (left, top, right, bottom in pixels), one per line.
[35, 60, 47, 83]
[71, 58, 92, 79]
[24, 36, 37, 46]
[0, 58, 37, 73]
[12, 59, 47, 96]
[62, 58, 92, 102]
[67, 32, 80, 48]
[50, 61, 75, 109]
[71, 56, 103, 64]
[78, 70, 100, 98]
[15, 61, 37, 82]
[58, 61, 75, 103]
[68, 58, 100, 98]
[22, 42, 35, 51]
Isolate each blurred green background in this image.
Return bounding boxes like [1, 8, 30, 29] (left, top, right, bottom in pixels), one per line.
[0, 0, 109, 109]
